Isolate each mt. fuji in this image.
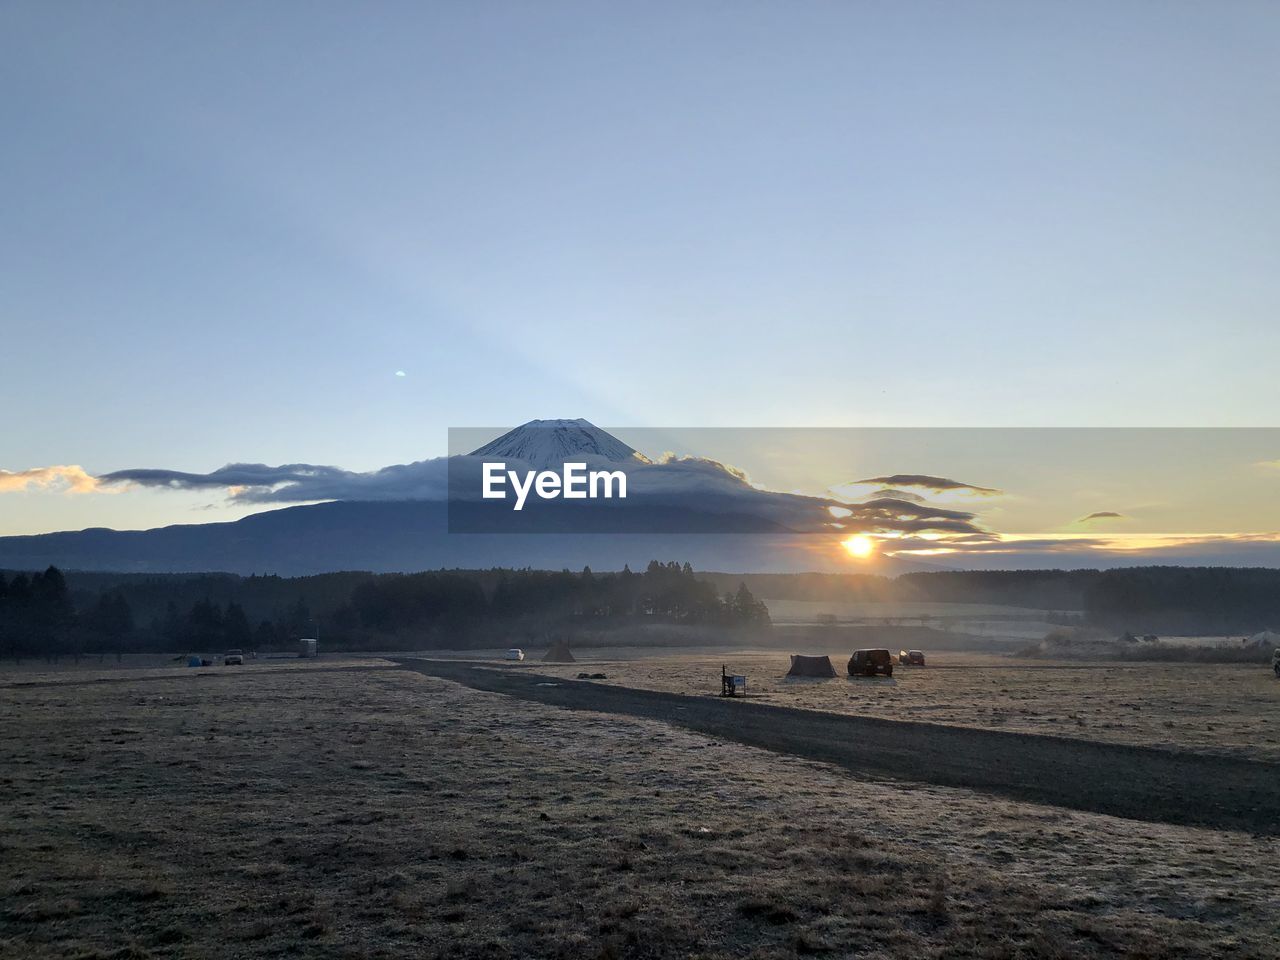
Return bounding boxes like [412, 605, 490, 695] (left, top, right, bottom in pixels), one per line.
[0, 418, 964, 574]
[468, 419, 650, 468]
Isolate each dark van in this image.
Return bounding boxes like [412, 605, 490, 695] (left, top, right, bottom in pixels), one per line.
[849, 648, 894, 677]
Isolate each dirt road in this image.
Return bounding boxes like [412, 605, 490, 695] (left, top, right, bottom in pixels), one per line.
[399, 658, 1280, 836]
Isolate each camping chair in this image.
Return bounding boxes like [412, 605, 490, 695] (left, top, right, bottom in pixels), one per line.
[720, 665, 746, 697]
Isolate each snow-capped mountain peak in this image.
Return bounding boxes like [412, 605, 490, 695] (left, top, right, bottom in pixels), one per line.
[468, 419, 651, 467]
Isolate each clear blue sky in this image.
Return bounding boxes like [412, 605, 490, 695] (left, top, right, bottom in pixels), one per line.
[2, 1, 1278, 534]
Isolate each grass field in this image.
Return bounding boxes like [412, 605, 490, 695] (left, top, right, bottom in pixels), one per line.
[528, 649, 1280, 764]
[2, 659, 1278, 958]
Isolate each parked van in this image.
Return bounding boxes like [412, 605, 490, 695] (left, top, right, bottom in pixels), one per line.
[849, 648, 894, 677]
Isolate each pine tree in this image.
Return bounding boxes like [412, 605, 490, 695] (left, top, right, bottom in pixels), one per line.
[31, 566, 74, 659]
[86, 591, 135, 652]
[223, 602, 253, 648]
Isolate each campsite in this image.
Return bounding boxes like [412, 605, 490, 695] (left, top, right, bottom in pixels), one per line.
[3, 647, 1279, 959]
[527, 647, 1280, 762]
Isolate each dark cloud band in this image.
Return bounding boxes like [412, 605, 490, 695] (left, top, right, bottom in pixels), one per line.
[852, 474, 1002, 495]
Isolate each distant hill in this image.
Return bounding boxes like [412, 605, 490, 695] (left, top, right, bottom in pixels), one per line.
[0, 499, 859, 575]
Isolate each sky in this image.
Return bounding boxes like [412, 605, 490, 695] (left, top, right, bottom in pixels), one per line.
[2, 2, 1279, 545]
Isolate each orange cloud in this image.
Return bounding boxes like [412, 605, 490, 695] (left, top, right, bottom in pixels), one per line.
[0, 465, 102, 494]
[885, 531, 1280, 557]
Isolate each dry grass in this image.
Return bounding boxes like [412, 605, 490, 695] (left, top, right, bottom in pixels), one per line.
[1, 663, 1276, 958]
[0, 655, 393, 683]
[528, 649, 1280, 762]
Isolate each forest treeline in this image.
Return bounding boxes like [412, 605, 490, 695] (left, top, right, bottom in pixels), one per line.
[703, 567, 1280, 634]
[0, 561, 769, 659]
[699, 570, 1096, 610]
[3, 563, 1277, 660]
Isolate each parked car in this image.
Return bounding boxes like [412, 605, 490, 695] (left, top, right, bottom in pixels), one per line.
[848, 648, 894, 677]
[224, 649, 244, 666]
[505, 648, 525, 661]
[906, 649, 926, 666]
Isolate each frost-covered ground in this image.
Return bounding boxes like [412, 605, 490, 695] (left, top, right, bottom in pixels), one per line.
[2, 662, 1277, 958]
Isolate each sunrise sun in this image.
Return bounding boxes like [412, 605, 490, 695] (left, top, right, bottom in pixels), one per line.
[842, 534, 876, 559]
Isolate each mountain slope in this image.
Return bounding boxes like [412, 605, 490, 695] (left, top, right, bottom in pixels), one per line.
[0, 499, 856, 575]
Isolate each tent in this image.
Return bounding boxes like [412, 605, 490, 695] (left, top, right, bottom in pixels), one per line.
[543, 638, 576, 663]
[786, 654, 836, 678]
[1245, 631, 1279, 649]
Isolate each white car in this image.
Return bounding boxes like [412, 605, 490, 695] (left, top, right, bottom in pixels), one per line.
[505, 648, 525, 661]
[224, 649, 244, 666]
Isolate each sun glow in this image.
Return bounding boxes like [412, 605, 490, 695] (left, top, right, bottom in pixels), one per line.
[842, 534, 876, 559]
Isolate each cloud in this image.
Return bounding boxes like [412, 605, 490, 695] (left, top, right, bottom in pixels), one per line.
[1077, 511, 1126, 523]
[882, 532, 1280, 571]
[653, 453, 749, 483]
[840, 474, 1002, 496]
[0, 465, 102, 494]
[889, 535, 1112, 555]
[99, 459, 452, 504]
[866, 487, 926, 503]
[837, 497, 982, 532]
[882, 535, 1043, 557]
[95, 452, 995, 541]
